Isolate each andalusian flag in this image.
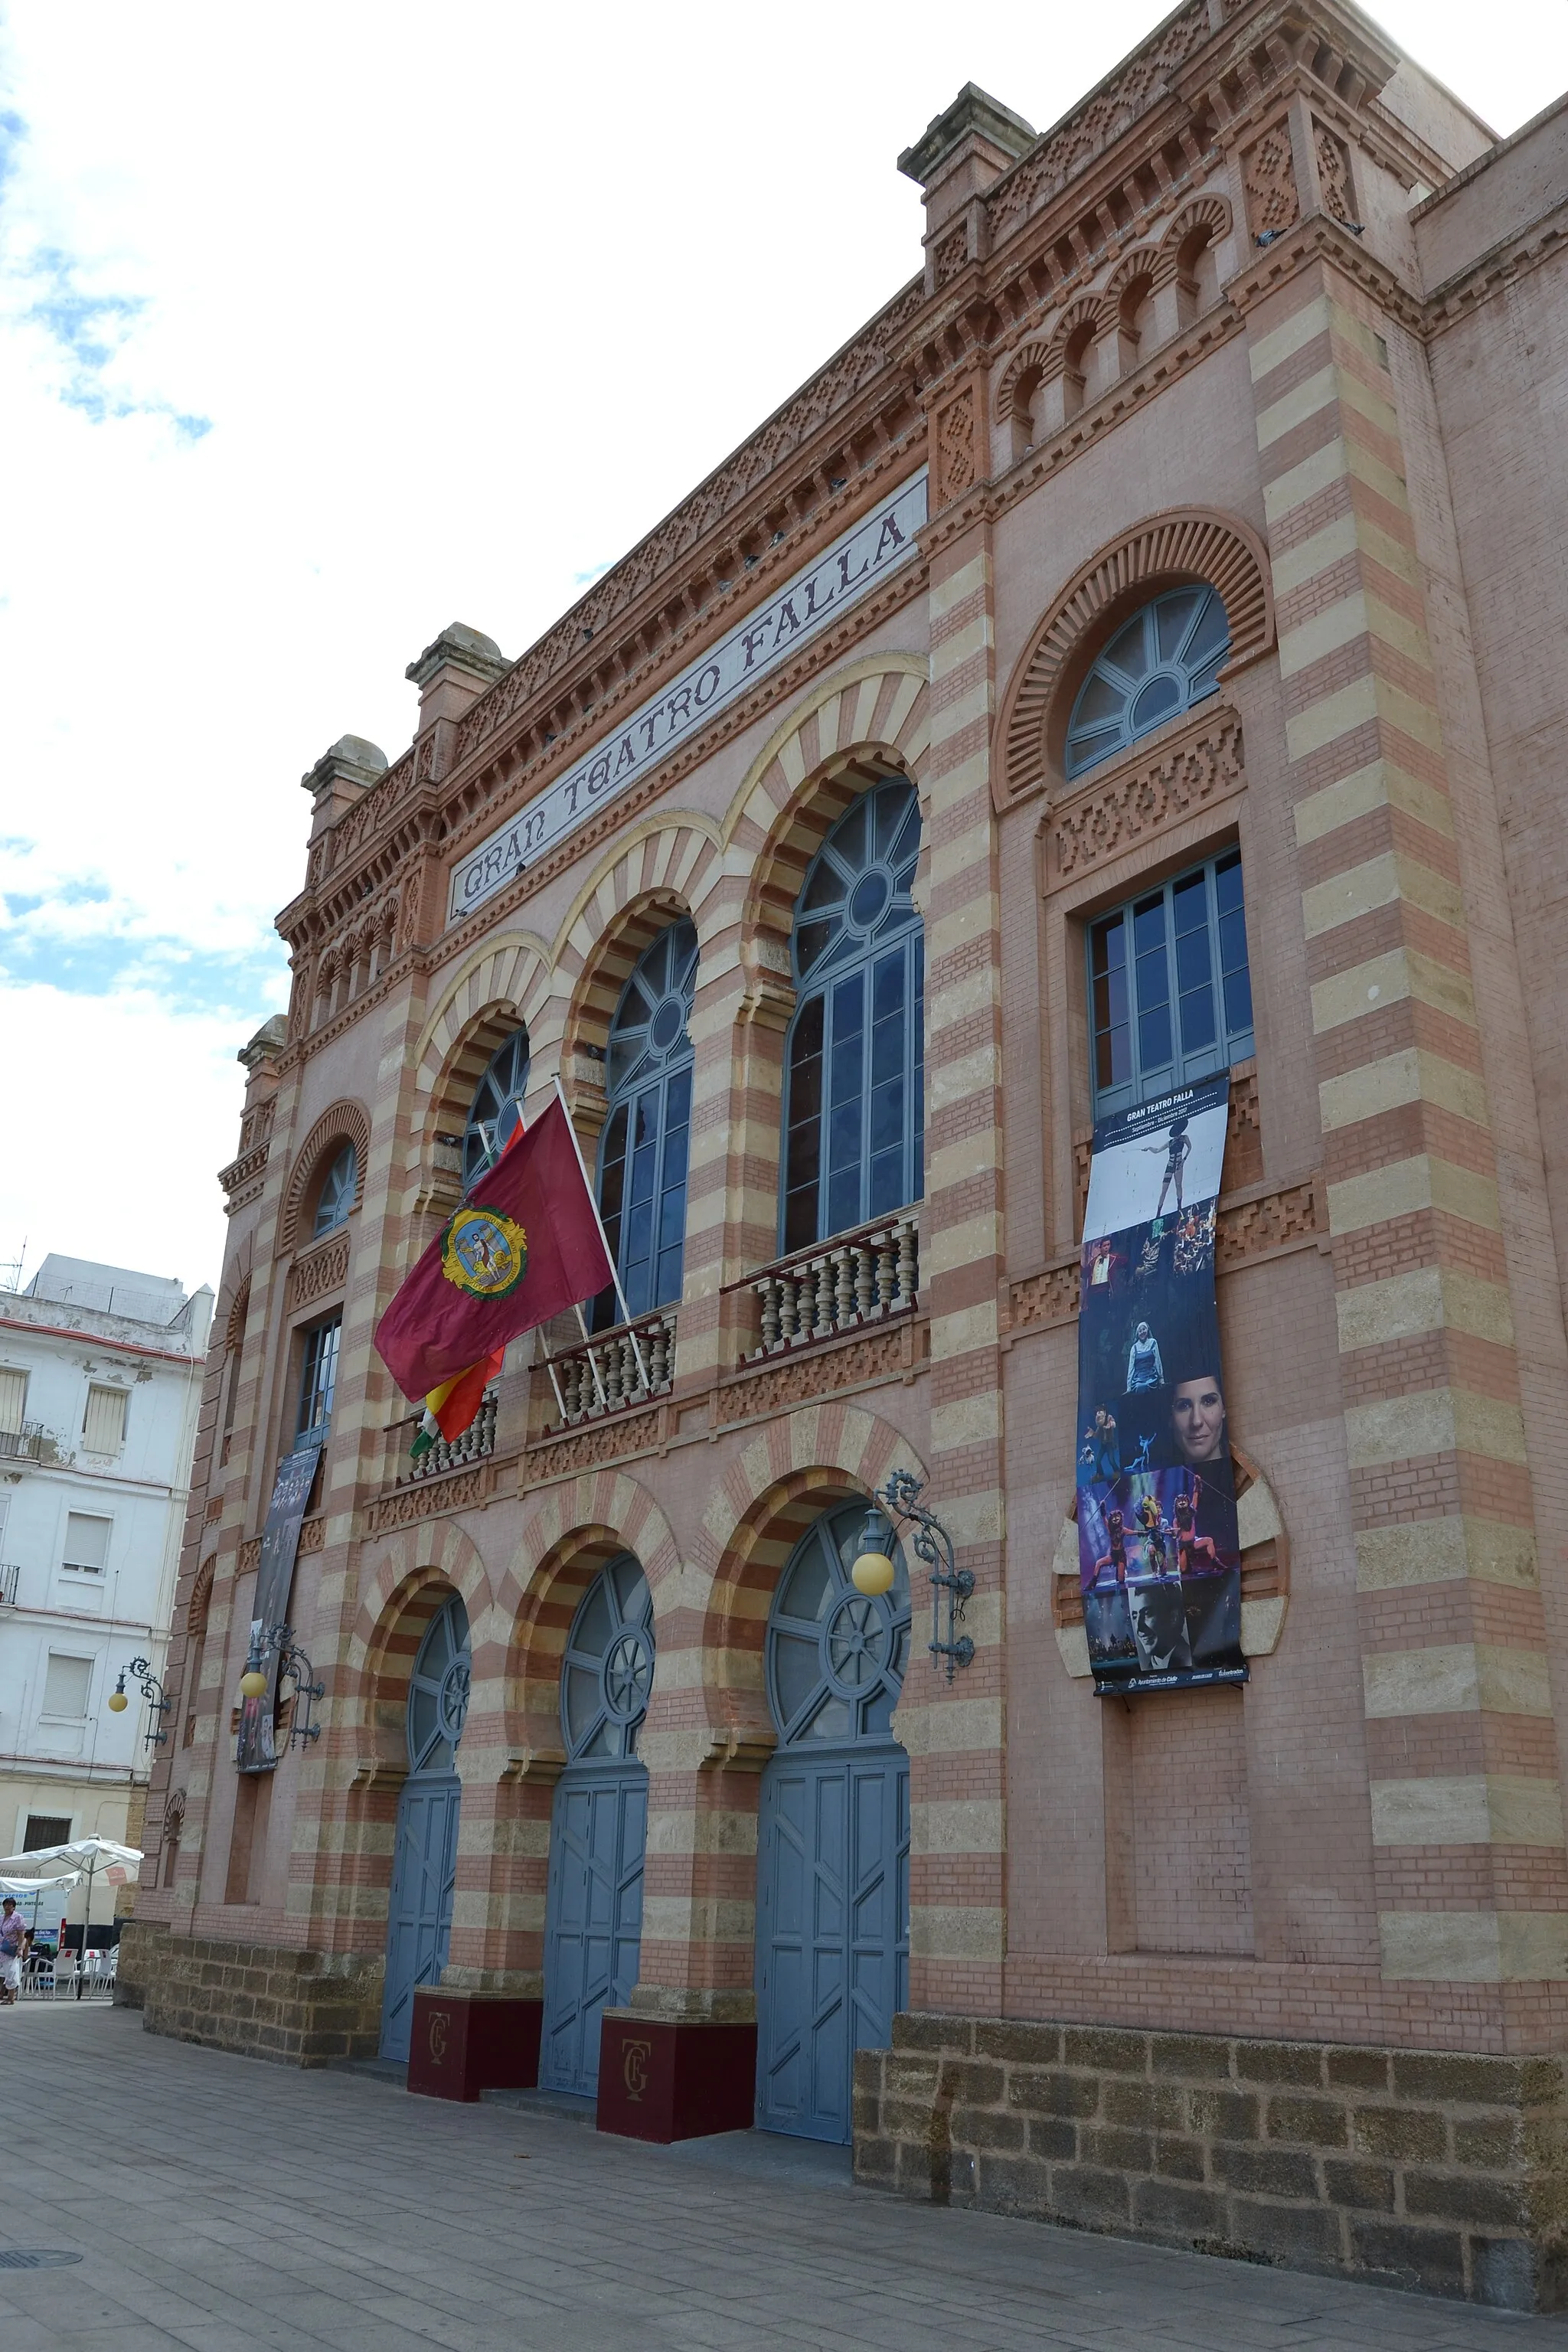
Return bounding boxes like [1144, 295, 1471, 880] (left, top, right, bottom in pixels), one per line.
[410, 1350, 505, 1460]
[375, 1094, 613, 1420]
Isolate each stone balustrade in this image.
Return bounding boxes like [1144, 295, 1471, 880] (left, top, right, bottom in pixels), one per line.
[394, 1386, 498, 1486]
[544, 1312, 676, 1428]
[737, 1210, 920, 1363]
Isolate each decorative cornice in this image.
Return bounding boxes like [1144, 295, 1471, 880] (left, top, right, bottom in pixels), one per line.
[1043, 707, 1246, 884]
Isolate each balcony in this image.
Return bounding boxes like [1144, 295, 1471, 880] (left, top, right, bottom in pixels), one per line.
[731, 1210, 920, 1364]
[541, 1310, 677, 1430]
[0, 1562, 19, 1606]
[394, 1387, 499, 1487]
[0, 1424, 54, 1465]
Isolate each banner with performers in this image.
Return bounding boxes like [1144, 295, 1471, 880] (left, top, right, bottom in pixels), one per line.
[1075, 1072, 1246, 1697]
[236, 1441, 322, 1772]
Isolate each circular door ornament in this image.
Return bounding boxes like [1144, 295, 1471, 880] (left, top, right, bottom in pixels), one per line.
[825, 1593, 891, 1694]
[442, 1206, 528, 1298]
[603, 1628, 654, 1722]
[438, 1655, 472, 1745]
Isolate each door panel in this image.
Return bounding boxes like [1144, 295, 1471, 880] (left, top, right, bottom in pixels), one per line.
[540, 1766, 648, 2097]
[378, 1772, 460, 2063]
[756, 1746, 908, 2143]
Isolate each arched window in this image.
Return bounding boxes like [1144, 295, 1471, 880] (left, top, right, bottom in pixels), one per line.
[312, 1145, 357, 1236]
[1065, 583, 1230, 779]
[595, 922, 696, 1327]
[766, 1502, 910, 1746]
[782, 780, 923, 1253]
[560, 1553, 655, 1762]
[463, 1030, 530, 1188]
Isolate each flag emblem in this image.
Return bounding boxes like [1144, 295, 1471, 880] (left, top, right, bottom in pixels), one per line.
[441, 1207, 528, 1298]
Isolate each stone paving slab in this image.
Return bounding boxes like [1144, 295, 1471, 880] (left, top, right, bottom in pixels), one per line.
[2, 2004, 1566, 2350]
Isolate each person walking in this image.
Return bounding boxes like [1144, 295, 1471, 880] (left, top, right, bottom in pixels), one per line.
[0, 1897, 30, 2005]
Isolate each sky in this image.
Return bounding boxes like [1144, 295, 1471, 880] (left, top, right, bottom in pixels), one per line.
[2, 0, 1564, 1305]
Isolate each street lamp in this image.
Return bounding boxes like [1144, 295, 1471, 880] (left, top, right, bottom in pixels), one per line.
[858, 1467, 975, 1681]
[106, 1656, 172, 1746]
[237, 1623, 325, 1748]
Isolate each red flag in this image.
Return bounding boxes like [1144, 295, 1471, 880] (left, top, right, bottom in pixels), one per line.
[374, 1095, 613, 1400]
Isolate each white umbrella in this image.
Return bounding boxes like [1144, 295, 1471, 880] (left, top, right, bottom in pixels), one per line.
[0, 1838, 142, 1967]
[0, 1870, 82, 1937]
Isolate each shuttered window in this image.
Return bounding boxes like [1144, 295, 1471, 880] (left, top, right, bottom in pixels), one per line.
[41, 1654, 93, 1717]
[23, 1813, 71, 1851]
[0, 1367, 26, 1435]
[62, 1512, 111, 1573]
[82, 1383, 129, 1455]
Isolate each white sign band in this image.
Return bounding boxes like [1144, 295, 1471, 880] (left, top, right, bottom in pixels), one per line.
[447, 470, 929, 925]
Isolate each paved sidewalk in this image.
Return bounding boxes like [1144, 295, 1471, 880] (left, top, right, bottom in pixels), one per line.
[3, 2004, 1565, 2351]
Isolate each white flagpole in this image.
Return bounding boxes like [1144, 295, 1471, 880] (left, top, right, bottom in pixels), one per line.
[551, 1074, 651, 1392]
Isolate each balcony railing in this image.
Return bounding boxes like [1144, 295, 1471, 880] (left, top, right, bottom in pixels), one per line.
[543, 1310, 677, 1429]
[0, 1425, 51, 1464]
[0, 1562, 19, 1606]
[394, 1387, 498, 1485]
[736, 1210, 920, 1363]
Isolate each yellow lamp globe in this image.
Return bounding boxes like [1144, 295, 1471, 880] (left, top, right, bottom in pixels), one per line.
[239, 1668, 269, 1700]
[851, 1547, 896, 1598]
[106, 1682, 129, 1714]
[850, 1506, 897, 1598]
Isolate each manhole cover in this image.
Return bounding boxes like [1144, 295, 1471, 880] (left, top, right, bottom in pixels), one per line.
[0, 2251, 82, 2269]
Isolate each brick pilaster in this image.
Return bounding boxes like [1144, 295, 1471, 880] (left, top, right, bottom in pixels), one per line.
[1248, 262, 1568, 2022]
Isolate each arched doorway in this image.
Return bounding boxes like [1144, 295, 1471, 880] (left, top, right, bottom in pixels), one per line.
[755, 1503, 910, 2143]
[540, 1554, 655, 2098]
[379, 1592, 471, 2062]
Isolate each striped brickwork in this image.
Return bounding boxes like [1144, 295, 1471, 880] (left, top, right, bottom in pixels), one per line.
[900, 531, 1008, 2014]
[1249, 264, 1568, 2025]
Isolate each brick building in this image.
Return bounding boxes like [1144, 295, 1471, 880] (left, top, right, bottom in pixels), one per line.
[123, 0, 1568, 2309]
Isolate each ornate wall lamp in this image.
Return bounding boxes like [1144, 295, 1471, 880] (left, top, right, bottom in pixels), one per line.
[237, 1622, 325, 1749]
[106, 1655, 172, 1746]
[852, 1467, 975, 1681]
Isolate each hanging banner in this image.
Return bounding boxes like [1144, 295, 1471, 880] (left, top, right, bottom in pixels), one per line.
[236, 1442, 322, 1773]
[1074, 1073, 1246, 1697]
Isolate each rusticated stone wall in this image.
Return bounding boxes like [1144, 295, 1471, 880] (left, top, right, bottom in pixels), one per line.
[118, 1922, 383, 2067]
[854, 2014, 1568, 2311]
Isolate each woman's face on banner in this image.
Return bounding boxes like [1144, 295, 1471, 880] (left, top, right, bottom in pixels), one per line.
[1171, 1374, 1226, 1463]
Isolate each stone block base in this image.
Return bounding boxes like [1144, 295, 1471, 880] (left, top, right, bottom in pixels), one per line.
[121, 1922, 384, 2068]
[855, 2014, 1568, 2312]
[408, 1990, 542, 2102]
[596, 2011, 758, 2143]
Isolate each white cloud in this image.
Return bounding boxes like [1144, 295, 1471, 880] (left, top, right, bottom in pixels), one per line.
[0, 0, 1562, 1296]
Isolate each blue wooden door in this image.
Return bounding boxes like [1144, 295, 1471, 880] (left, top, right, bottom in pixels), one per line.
[378, 1593, 471, 2063]
[539, 1555, 655, 2099]
[379, 1774, 460, 2063]
[540, 1768, 648, 2096]
[754, 1504, 911, 2143]
[756, 1747, 909, 2141]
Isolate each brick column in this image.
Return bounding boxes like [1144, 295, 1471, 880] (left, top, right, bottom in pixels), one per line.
[897, 517, 1008, 2014]
[1247, 261, 1568, 2028]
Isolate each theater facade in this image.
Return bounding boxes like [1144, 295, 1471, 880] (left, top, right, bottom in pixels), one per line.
[124, 0, 1568, 2308]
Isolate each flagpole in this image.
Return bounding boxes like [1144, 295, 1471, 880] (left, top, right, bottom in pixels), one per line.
[551, 1075, 651, 1392]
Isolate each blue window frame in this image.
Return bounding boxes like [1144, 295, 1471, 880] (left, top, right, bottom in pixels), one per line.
[463, 1031, 530, 1189]
[1065, 584, 1230, 779]
[595, 921, 697, 1327]
[296, 1314, 341, 1448]
[312, 1145, 357, 1236]
[1088, 851, 1253, 1117]
[782, 781, 923, 1253]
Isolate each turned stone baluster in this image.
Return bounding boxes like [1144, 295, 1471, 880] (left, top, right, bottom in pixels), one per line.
[649, 1318, 669, 1390]
[895, 1218, 917, 1311]
[814, 1256, 835, 1338]
[854, 1241, 875, 1321]
[625, 1332, 643, 1400]
[796, 1269, 815, 1341]
[758, 1279, 779, 1356]
[602, 1339, 622, 1410]
[835, 1246, 855, 1328]
[777, 1276, 798, 1349]
[874, 1236, 897, 1315]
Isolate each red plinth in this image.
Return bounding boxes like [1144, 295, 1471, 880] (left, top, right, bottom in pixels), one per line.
[407, 1990, 542, 2102]
[595, 2012, 758, 2144]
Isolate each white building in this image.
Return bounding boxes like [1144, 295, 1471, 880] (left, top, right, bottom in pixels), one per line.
[0, 1254, 211, 1935]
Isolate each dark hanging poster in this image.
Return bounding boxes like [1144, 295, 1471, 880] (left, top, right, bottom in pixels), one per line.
[1075, 1073, 1246, 1697]
[235, 1443, 322, 1772]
